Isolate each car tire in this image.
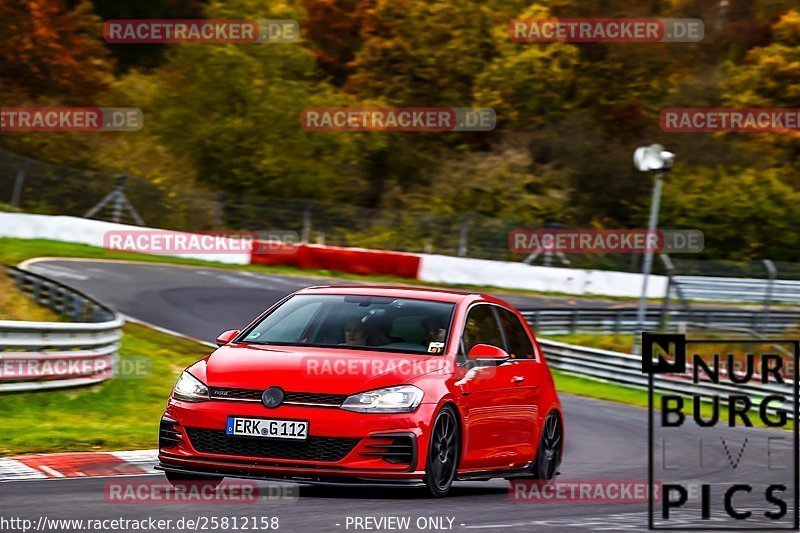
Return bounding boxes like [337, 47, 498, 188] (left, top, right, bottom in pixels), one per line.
[164, 470, 224, 490]
[530, 411, 563, 480]
[423, 404, 460, 498]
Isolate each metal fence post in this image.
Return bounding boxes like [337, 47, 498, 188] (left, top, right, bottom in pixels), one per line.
[457, 216, 471, 257]
[71, 293, 83, 321]
[31, 278, 42, 303]
[11, 161, 30, 207]
[214, 192, 225, 229]
[301, 201, 314, 243]
[761, 259, 777, 334]
[111, 175, 126, 223]
[659, 254, 674, 331]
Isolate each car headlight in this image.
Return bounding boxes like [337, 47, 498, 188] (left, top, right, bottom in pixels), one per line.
[172, 371, 209, 402]
[341, 385, 423, 413]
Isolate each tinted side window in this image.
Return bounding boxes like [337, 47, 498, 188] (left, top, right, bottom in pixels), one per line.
[498, 308, 536, 360]
[462, 305, 504, 354]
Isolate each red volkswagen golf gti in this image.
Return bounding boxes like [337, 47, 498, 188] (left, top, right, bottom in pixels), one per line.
[157, 286, 563, 497]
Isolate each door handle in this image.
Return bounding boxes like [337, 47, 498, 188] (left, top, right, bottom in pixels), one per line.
[512, 376, 525, 383]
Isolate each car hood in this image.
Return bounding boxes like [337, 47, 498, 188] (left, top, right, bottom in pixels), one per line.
[198, 343, 447, 394]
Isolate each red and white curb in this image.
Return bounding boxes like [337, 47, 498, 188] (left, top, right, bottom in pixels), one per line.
[0, 449, 158, 481]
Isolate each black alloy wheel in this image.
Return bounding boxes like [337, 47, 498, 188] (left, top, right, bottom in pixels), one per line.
[424, 405, 460, 497]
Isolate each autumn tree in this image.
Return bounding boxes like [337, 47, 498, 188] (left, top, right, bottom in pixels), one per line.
[301, 0, 373, 85]
[345, 0, 497, 106]
[721, 9, 800, 171]
[0, 0, 113, 101]
[126, 0, 368, 204]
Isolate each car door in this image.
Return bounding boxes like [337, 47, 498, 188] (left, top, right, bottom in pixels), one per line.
[496, 307, 542, 462]
[456, 304, 533, 470]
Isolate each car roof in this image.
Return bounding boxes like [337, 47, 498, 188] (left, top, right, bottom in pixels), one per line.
[294, 285, 507, 305]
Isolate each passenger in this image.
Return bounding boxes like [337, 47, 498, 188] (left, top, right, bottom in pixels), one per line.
[421, 317, 447, 345]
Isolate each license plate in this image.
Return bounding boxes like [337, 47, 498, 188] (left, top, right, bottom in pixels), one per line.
[226, 417, 308, 440]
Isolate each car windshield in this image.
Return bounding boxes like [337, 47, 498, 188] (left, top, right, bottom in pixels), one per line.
[239, 294, 455, 354]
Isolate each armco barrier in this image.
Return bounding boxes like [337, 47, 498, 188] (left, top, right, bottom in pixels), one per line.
[538, 338, 796, 418]
[672, 275, 800, 305]
[522, 308, 800, 335]
[0, 267, 124, 392]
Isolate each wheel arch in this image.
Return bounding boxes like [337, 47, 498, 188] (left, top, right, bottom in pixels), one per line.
[545, 406, 565, 458]
[436, 400, 464, 467]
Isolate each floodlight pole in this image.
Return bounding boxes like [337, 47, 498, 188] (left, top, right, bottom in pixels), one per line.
[636, 171, 664, 331]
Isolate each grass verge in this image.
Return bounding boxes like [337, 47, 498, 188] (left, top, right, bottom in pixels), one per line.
[0, 329, 790, 455]
[544, 334, 635, 353]
[552, 369, 795, 431]
[0, 323, 209, 456]
[0, 273, 63, 321]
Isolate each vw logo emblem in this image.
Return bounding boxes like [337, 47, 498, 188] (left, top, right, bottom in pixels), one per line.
[261, 386, 285, 409]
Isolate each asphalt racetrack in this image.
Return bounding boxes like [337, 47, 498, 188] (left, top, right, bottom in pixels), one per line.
[1, 259, 795, 532]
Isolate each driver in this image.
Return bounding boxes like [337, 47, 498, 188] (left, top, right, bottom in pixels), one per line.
[343, 316, 391, 347]
[344, 316, 368, 346]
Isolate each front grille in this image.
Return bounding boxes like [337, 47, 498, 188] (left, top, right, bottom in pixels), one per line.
[186, 428, 359, 462]
[285, 392, 347, 406]
[209, 388, 346, 406]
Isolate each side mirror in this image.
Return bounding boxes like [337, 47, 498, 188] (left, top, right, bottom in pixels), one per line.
[216, 329, 240, 347]
[468, 344, 510, 365]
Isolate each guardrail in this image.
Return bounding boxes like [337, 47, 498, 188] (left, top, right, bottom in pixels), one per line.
[670, 276, 800, 305]
[538, 338, 796, 418]
[0, 267, 124, 392]
[521, 308, 800, 335]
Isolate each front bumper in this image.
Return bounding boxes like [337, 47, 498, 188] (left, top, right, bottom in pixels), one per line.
[159, 399, 436, 481]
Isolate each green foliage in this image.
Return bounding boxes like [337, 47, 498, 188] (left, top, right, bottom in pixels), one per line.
[116, 0, 368, 201]
[346, 0, 495, 106]
[722, 10, 800, 110]
[473, 29, 579, 127]
[0, 0, 114, 100]
[721, 10, 800, 168]
[660, 166, 800, 261]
